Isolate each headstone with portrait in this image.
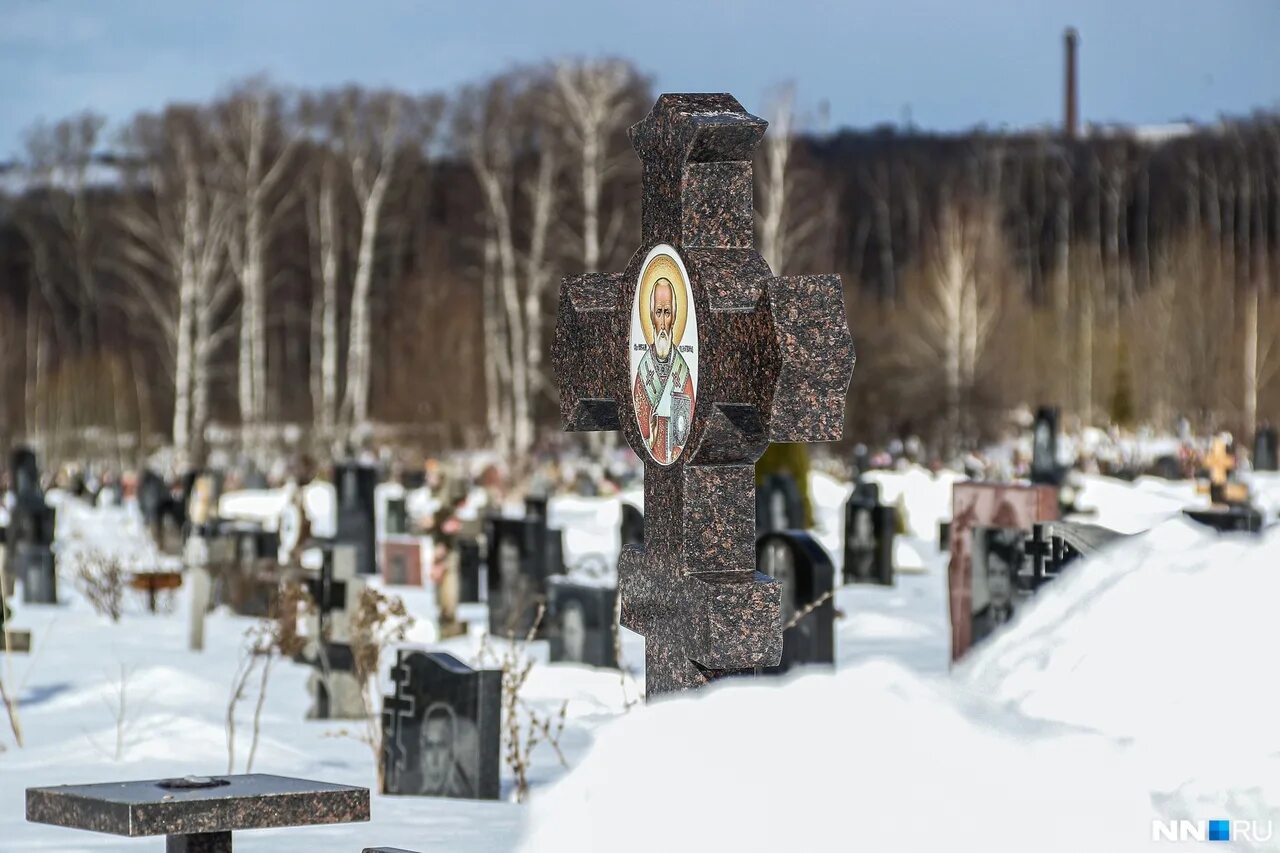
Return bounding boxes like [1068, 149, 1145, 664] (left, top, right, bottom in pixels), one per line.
[335, 462, 379, 576]
[755, 531, 835, 674]
[381, 650, 501, 800]
[484, 513, 564, 639]
[554, 93, 856, 695]
[842, 480, 896, 585]
[547, 577, 618, 669]
[968, 526, 1026, 647]
[948, 482, 1059, 661]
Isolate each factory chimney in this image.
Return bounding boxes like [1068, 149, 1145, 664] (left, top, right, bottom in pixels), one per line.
[1063, 27, 1079, 138]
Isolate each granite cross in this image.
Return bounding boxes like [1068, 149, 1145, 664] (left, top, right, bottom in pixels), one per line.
[554, 93, 855, 695]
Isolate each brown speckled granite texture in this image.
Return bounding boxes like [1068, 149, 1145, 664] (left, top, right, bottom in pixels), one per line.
[26, 774, 369, 840]
[555, 93, 856, 697]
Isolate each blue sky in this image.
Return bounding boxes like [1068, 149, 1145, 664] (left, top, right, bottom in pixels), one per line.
[2, 0, 1277, 161]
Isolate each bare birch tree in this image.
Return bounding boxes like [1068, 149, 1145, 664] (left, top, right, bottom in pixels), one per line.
[212, 82, 300, 452]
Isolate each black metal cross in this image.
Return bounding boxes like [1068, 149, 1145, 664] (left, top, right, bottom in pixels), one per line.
[554, 93, 855, 696]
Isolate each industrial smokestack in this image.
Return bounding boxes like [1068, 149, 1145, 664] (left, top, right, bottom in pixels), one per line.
[1063, 27, 1079, 139]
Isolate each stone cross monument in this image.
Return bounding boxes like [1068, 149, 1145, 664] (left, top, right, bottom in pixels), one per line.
[554, 93, 855, 696]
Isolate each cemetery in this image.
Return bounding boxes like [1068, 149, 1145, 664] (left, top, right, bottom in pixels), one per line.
[2, 10, 1279, 853]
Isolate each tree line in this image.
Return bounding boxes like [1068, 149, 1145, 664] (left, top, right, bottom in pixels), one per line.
[0, 61, 1276, 470]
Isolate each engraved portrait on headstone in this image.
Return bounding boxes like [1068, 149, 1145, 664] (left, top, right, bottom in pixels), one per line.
[381, 650, 500, 800]
[411, 701, 481, 798]
[630, 245, 698, 466]
[560, 599, 587, 661]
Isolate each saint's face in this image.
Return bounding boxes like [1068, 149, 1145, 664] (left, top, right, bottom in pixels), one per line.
[652, 279, 675, 360]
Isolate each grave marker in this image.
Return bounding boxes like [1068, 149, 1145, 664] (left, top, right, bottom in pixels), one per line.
[1029, 406, 1063, 485]
[9, 447, 57, 605]
[554, 93, 855, 694]
[381, 650, 500, 800]
[842, 480, 896, 585]
[301, 544, 367, 719]
[948, 482, 1058, 661]
[335, 462, 379, 576]
[547, 577, 619, 668]
[484, 513, 563, 639]
[755, 531, 835, 673]
[1254, 426, 1278, 472]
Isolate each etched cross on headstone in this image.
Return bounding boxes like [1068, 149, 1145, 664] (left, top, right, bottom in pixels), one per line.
[554, 93, 855, 696]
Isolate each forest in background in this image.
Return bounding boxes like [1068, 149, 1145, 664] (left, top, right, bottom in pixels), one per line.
[0, 58, 1277, 470]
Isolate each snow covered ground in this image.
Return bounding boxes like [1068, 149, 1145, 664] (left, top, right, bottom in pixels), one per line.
[2, 467, 1276, 851]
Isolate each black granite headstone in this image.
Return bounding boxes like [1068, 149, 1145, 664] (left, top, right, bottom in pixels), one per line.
[548, 578, 618, 668]
[484, 515, 563, 638]
[1182, 506, 1264, 533]
[18, 543, 57, 605]
[1254, 427, 1278, 473]
[381, 650, 500, 800]
[756, 473, 804, 534]
[335, 463, 378, 576]
[457, 538, 483, 604]
[843, 481, 896, 585]
[620, 503, 644, 548]
[970, 526, 1025, 647]
[1030, 406, 1062, 485]
[755, 531, 835, 674]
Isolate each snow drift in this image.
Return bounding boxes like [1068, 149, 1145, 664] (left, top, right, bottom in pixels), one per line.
[520, 523, 1280, 853]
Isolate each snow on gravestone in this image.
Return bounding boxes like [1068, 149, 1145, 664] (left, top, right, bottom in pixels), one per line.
[554, 93, 856, 696]
[380, 650, 501, 800]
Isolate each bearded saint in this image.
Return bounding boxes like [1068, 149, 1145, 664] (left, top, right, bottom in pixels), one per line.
[633, 277, 694, 464]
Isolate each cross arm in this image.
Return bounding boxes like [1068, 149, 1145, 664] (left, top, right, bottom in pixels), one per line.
[554, 272, 625, 432]
[764, 274, 856, 442]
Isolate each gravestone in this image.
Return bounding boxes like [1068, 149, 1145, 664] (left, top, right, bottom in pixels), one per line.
[457, 538, 483, 603]
[1022, 521, 1129, 591]
[484, 514, 564, 638]
[9, 448, 58, 605]
[385, 497, 409, 536]
[301, 544, 366, 719]
[755, 531, 835, 674]
[554, 93, 855, 695]
[27, 773, 368, 852]
[756, 472, 805, 533]
[1255, 426, 1278, 472]
[381, 537, 425, 586]
[969, 526, 1025, 647]
[335, 462, 378, 576]
[842, 480, 896, 585]
[1029, 406, 1063, 485]
[948, 482, 1058, 661]
[619, 502, 644, 548]
[381, 650, 500, 800]
[547, 577, 618, 668]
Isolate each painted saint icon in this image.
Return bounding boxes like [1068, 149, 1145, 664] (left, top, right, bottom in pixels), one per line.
[630, 245, 698, 465]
